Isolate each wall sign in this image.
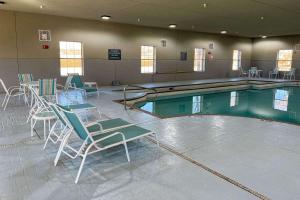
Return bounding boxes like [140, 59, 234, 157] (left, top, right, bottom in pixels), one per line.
[180, 51, 187, 61]
[38, 30, 51, 41]
[108, 49, 121, 60]
[209, 43, 214, 49]
[161, 39, 167, 47]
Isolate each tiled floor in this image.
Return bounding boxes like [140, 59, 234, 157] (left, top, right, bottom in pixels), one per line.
[1, 88, 300, 200]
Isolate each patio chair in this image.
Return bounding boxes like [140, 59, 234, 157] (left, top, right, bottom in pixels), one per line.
[18, 73, 34, 84]
[55, 108, 159, 183]
[70, 74, 99, 97]
[249, 67, 257, 78]
[239, 67, 248, 77]
[43, 103, 132, 150]
[30, 79, 58, 139]
[27, 79, 57, 122]
[269, 67, 279, 79]
[283, 68, 296, 80]
[0, 79, 28, 110]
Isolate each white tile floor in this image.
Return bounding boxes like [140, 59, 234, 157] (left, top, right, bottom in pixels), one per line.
[1, 88, 300, 200]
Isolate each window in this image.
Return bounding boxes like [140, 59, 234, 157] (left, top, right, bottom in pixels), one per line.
[232, 50, 241, 70]
[192, 96, 203, 114]
[230, 91, 239, 107]
[194, 48, 206, 72]
[141, 46, 156, 73]
[273, 89, 289, 111]
[59, 41, 83, 76]
[277, 50, 293, 71]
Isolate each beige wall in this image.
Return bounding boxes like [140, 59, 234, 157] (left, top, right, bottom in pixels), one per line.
[252, 36, 300, 78]
[0, 10, 253, 87]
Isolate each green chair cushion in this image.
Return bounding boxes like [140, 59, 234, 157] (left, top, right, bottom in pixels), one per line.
[84, 86, 98, 93]
[92, 125, 151, 147]
[87, 118, 131, 132]
[71, 75, 84, 88]
[59, 103, 96, 111]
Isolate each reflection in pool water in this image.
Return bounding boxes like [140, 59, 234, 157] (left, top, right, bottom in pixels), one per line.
[136, 87, 300, 124]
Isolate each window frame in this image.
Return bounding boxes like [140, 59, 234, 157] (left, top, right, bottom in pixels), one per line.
[193, 48, 206, 72]
[276, 49, 293, 72]
[141, 45, 156, 74]
[232, 50, 242, 71]
[59, 41, 84, 76]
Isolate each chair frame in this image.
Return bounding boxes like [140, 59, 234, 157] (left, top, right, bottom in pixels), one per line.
[269, 67, 279, 79]
[283, 68, 296, 80]
[69, 74, 100, 97]
[0, 79, 28, 110]
[55, 108, 159, 183]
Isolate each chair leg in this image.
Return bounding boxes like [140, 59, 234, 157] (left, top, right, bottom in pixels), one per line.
[3, 95, 10, 110]
[154, 133, 160, 147]
[75, 154, 87, 184]
[54, 132, 71, 166]
[43, 121, 57, 150]
[2, 94, 8, 107]
[123, 142, 130, 162]
[31, 118, 35, 137]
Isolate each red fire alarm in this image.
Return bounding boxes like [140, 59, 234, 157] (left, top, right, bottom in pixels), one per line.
[42, 44, 49, 49]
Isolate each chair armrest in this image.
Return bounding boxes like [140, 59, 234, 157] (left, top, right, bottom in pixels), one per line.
[7, 86, 21, 92]
[8, 87, 23, 95]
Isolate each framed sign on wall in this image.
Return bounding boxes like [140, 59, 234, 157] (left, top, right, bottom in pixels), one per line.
[180, 51, 187, 61]
[108, 49, 121, 60]
[38, 30, 51, 41]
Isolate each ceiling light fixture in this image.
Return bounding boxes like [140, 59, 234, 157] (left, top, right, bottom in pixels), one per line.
[261, 35, 267, 39]
[40, 4, 44, 9]
[101, 15, 111, 20]
[220, 30, 227, 34]
[137, 18, 141, 22]
[168, 24, 177, 29]
[260, 16, 264, 20]
[203, 3, 207, 8]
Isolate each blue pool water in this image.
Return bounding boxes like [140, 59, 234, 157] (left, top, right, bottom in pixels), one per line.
[135, 87, 300, 124]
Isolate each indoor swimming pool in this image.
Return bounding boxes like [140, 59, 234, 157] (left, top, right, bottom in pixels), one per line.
[135, 86, 300, 124]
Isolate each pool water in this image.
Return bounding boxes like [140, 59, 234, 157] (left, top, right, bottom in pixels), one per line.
[135, 87, 300, 124]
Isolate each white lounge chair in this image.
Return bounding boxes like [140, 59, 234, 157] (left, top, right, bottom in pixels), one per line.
[269, 68, 279, 79]
[55, 107, 159, 183]
[0, 79, 27, 110]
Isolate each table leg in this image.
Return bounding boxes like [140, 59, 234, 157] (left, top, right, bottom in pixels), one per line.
[44, 120, 46, 140]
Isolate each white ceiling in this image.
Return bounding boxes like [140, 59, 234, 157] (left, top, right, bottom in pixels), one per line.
[1, 0, 300, 37]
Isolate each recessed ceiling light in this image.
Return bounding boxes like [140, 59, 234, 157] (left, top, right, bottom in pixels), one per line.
[260, 16, 264, 20]
[0, 1, 6, 4]
[261, 35, 267, 39]
[220, 30, 227, 34]
[168, 24, 177, 29]
[101, 15, 111, 20]
[40, 4, 44, 9]
[137, 18, 141, 22]
[203, 3, 207, 8]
